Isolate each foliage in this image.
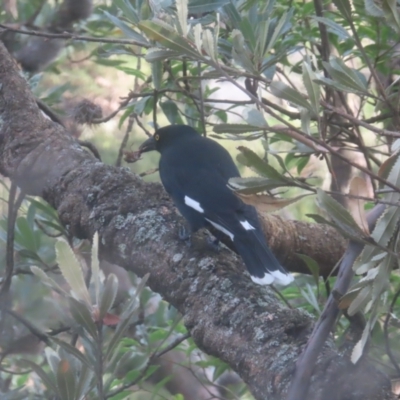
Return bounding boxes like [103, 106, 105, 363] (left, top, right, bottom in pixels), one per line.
[2, 0, 400, 396]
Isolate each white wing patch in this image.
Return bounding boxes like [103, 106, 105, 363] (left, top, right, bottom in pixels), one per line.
[240, 220, 255, 230]
[184, 196, 204, 213]
[205, 218, 234, 241]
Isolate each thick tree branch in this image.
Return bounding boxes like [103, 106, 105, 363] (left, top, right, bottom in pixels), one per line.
[0, 43, 394, 400]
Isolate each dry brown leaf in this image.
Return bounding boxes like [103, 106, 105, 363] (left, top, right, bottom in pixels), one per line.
[348, 176, 369, 235]
[235, 192, 310, 213]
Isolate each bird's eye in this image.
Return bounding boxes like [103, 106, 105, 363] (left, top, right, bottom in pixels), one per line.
[155, 134, 160, 141]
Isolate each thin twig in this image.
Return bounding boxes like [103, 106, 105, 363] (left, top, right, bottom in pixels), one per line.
[116, 117, 134, 167]
[0, 24, 150, 48]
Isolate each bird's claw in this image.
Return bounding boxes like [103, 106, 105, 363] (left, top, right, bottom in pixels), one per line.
[178, 225, 192, 247]
[206, 237, 220, 252]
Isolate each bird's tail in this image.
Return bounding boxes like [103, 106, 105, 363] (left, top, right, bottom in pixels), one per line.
[233, 231, 293, 286]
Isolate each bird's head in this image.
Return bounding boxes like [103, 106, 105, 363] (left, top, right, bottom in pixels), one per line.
[139, 125, 199, 154]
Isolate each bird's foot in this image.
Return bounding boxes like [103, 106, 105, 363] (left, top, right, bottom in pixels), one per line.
[178, 225, 192, 247]
[206, 237, 220, 252]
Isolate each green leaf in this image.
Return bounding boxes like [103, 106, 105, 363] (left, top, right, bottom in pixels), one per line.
[237, 146, 286, 180]
[115, 0, 140, 24]
[347, 286, 372, 316]
[364, 0, 384, 17]
[145, 48, 182, 62]
[270, 81, 313, 112]
[56, 239, 91, 308]
[302, 62, 320, 115]
[31, 266, 68, 296]
[103, 11, 149, 45]
[228, 176, 297, 193]
[265, 11, 292, 54]
[243, 108, 268, 128]
[160, 100, 182, 125]
[296, 253, 320, 285]
[75, 363, 93, 399]
[51, 337, 92, 369]
[189, 0, 230, 14]
[323, 57, 368, 94]
[203, 28, 216, 60]
[332, 0, 352, 20]
[22, 360, 58, 394]
[151, 60, 163, 91]
[115, 66, 146, 80]
[91, 232, 101, 307]
[68, 297, 97, 338]
[99, 274, 119, 320]
[176, 0, 188, 37]
[316, 189, 368, 240]
[107, 274, 150, 358]
[351, 307, 378, 363]
[382, 0, 400, 32]
[231, 29, 256, 72]
[139, 21, 202, 59]
[213, 124, 263, 134]
[312, 16, 350, 39]
[56, 360, 76, 400]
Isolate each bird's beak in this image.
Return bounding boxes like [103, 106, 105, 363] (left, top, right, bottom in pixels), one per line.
[139, 136, 156, 153]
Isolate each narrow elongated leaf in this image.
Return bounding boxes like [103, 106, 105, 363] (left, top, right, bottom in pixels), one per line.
[56, 239, 91, 308]
[229, 176, 298, 193]
[45, 347, 61, 377]
[351, 308, 378, 364]
[348, 176, 369, 234]
[22, 360, 58, 394]
[316, 189, 368, 240]
[115, 0, 140, 24]
[203, 28, 216, 59]
[270, 81, 313, 112]
[103, 11, 149, 45]
[56, 360, 76, 400]
[265, 11, 292, 54]
[91, 232, 101, 307]
[243, 108, 268, 128]
[75, 363, 93, 399]
[312, 16, 350, 39]
[145, 48, 182, 62]
[333, 0, 352, 20]
[234, 192, 310, 213]
[107, 274, 150, 358]
[31, 266, 68, 296]
[51, 337, 92, 369]
[364, 0, 384, 17]
[139, 20, 202, 59]
[68, 298, 97, 338]
[348, 286, 372, 316]
[176, 0, 188, 37]
[302, 62, 320, 115]
[237, 146, 286, 180]
[151, 60, 163, 91]
[213, 124, 262, 134]
[189, 0, 229, 14]
[323, 58, 368, 94]
[99, 274, 119, 320]
[382, 0, 400, 32]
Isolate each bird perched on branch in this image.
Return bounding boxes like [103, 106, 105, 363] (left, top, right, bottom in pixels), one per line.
[139, 125, 293, 286]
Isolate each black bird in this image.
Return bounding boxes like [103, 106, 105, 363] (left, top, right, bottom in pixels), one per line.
[139, 125, 293, 286]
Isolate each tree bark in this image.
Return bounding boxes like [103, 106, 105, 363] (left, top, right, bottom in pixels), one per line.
[0, 43, 394, 400]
